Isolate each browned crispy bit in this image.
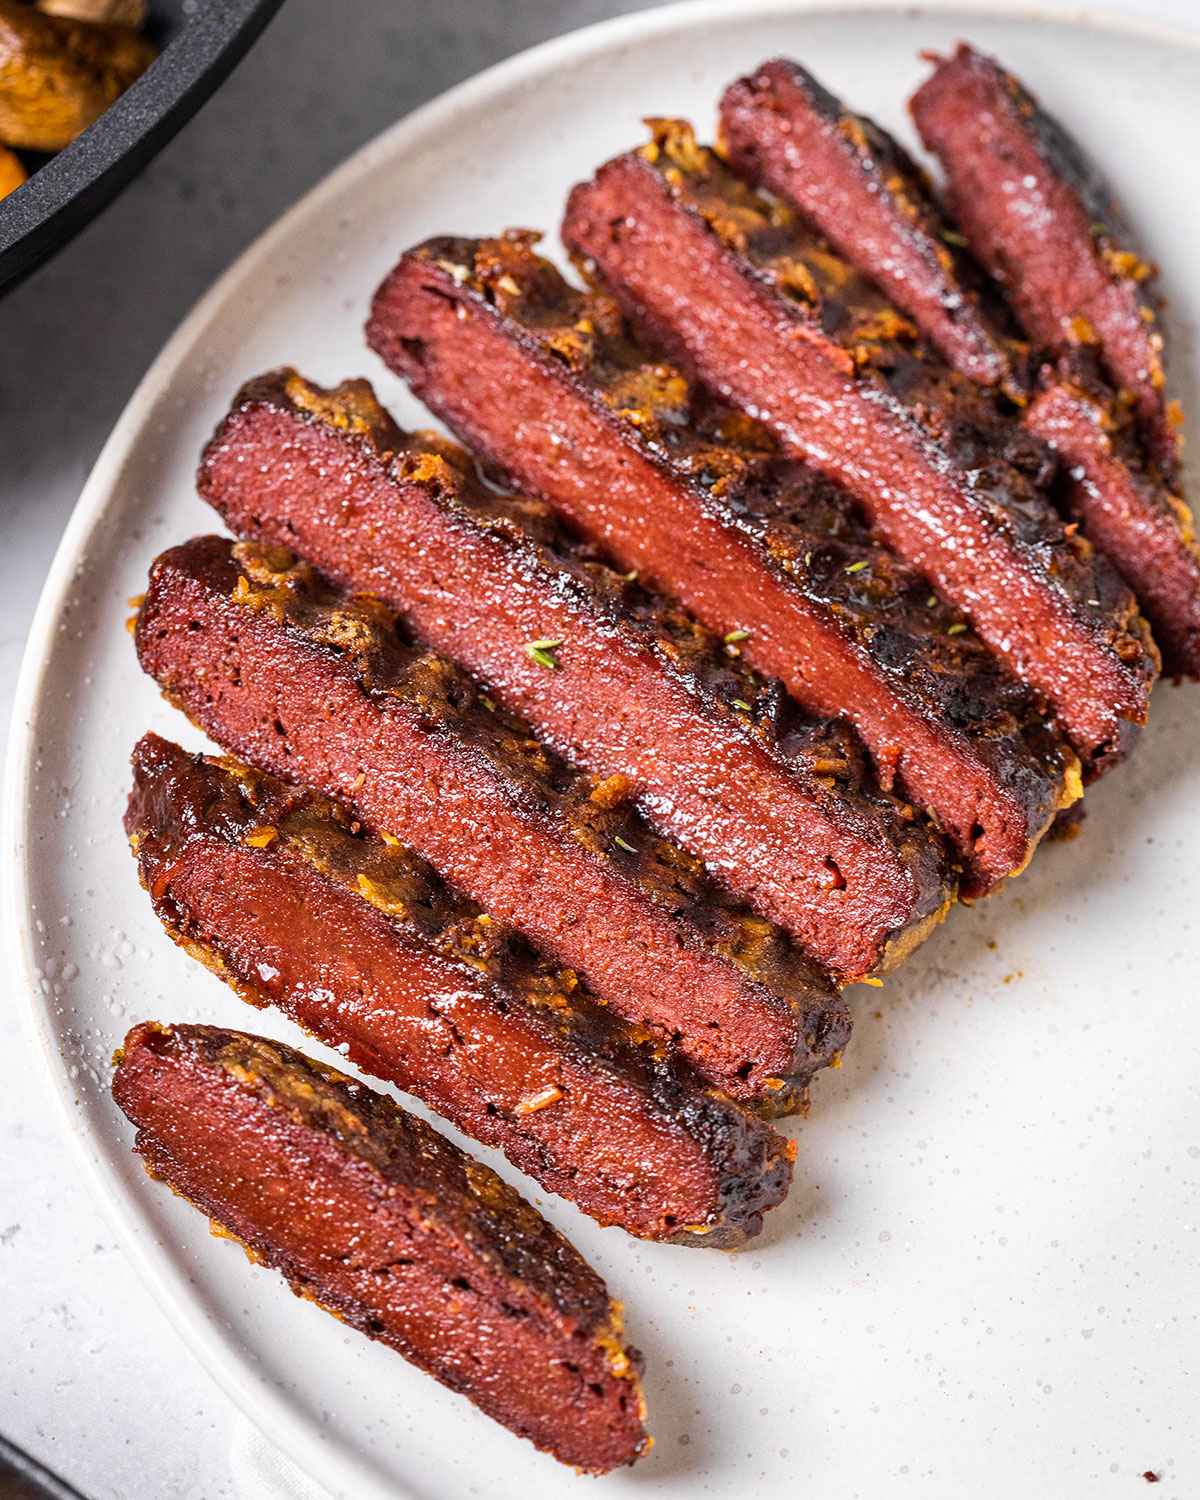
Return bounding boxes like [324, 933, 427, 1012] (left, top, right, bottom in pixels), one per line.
[368, 231, 1080, 896]
[200, 368, 952, 979]
[134, 536, 850, 1108]
[112, 1021, 650, 1472]
[558, 119, 1157, 767]
[0, 0, 155, 152]
[125, 732, 795, 1245]
[720, 60, 1198, 679]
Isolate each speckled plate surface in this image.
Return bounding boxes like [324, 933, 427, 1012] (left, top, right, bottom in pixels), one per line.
[6, 4, 1199, 1496]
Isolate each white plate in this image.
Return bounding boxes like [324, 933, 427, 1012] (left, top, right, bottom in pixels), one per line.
[6, 3, 1200, 1496]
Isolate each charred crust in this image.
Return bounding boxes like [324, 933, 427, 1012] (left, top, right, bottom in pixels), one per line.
[1027, 353, 1200, 679]
[561, 124, 1156, 759]
[911, 44, 1176, 471]
[118, 1020, 619, 1321]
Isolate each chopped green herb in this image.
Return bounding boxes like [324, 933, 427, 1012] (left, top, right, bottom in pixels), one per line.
[481, 695, 496, 712]
[731, 698, 752, 712]
[621, 569, 639, 583]
[614, 835, 638, 854]
[926, 594, 938, 608]
[941, 228, 968, 248]
[723, 628, 751, 644]
[525, 638, 563, 669]
[946, 622, 967, 636]
[1090, 222, 1108, 238]
[844, 559, 869, 575]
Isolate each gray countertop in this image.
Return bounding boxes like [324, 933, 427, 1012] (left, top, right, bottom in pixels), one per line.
[1, 1, 1195, 1495]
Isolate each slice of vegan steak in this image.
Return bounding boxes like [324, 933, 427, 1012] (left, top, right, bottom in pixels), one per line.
[134, 537, 849, 1107]
[125, 733, 795, 1245]
[111, 1021, 650, 1472]
[910, 43, 1180, 471]
[722, 60, 1198, 678]
[558, 120, 1157, 766]
[200, 369, 951, 979]
[368, 232, 1079, 896]
[719, 56, 1023, 393]
[1026, 356, 1200, 677]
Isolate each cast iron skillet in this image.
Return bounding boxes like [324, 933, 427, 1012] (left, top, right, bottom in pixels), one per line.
[0, 0, 283, 295]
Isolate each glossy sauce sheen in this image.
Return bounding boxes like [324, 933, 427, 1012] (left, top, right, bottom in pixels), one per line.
[111, 1022, 650, 1472]
[199, 369, 950, 978]
[367, 235, 1077, 895]
[125, 733, 795, 1244]
[559, 126, 1157, 764]
[133, 537, 851, 1104]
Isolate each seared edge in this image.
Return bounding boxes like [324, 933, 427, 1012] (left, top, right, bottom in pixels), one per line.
[124, 732, 795, 1244]
[718, 56, 1025, 394]
[721, 59, 1195, 679]
[1026, 354, 1200, 678]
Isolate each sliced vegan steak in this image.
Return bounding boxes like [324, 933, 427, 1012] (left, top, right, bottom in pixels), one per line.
[134, 537, 850, 1107]
[199, 368, 950, 978]
[112, 1021, 650, 1472]
[368, 231, 1080, 895]
[558, 120, 1157, 766]
[723, 58, 1198, 678]
[911, 43, 1181, 471]
[125, 733, 795, 1244]
[907, 47, 1200, 675]
[719, 56, 1024, 393]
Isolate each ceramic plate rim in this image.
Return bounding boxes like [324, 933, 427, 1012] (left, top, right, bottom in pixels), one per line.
[5, 3, 1199, 1496]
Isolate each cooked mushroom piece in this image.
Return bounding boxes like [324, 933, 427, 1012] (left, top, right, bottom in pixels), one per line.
[0, 0, 155, 153]
[0, 140, 24, 199]
[37, 0, 148, 25]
